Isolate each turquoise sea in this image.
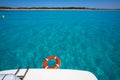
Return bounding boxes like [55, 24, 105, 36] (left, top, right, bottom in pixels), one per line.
[0, 10, 120, 80]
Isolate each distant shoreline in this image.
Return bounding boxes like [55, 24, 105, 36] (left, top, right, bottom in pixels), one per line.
[0, 9, 120, 11]
[0, 7, 120, 10]
[0, 9, 92, 10]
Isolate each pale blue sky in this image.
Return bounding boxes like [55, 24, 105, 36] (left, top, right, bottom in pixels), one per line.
[0, 0, 120, 8]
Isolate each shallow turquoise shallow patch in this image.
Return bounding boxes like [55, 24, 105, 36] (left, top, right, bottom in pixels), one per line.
[0, 10, 120, 80]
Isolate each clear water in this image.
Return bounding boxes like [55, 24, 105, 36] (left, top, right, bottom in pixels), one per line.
[0, 10, 120, 80]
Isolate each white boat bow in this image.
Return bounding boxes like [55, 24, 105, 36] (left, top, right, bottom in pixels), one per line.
[0, 69, 97, 80]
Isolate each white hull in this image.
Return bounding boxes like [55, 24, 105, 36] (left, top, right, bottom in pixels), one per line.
[0, 69, 97, 80]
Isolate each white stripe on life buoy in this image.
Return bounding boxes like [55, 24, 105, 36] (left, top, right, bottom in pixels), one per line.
[54, 56, 57, 59]
[45, 58, 49, 61]
[45, 66, 48, 69]
[56, 64, 59, 67]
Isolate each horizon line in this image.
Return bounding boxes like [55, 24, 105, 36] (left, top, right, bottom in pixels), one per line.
[0, 6, 120, 10]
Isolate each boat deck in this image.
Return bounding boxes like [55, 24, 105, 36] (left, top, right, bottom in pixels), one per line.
[0, 69, 97, 80]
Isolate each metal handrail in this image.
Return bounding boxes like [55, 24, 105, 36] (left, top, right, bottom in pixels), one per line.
[15, 66, 29, 80]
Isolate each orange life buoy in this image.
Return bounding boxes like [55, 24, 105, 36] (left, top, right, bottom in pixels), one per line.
[43, 56, 60, 69]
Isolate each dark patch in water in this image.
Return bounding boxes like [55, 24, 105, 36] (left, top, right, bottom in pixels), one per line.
[80, 43, 87, 52]
[94, 57, 102, 66]
[27, 43, 36, 51]
[109, 39, 120, 67]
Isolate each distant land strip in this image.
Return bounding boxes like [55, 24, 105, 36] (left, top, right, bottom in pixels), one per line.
[0, 6, 120, 10]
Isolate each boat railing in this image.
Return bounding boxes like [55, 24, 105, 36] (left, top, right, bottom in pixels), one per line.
[15, 66, 29, 80]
